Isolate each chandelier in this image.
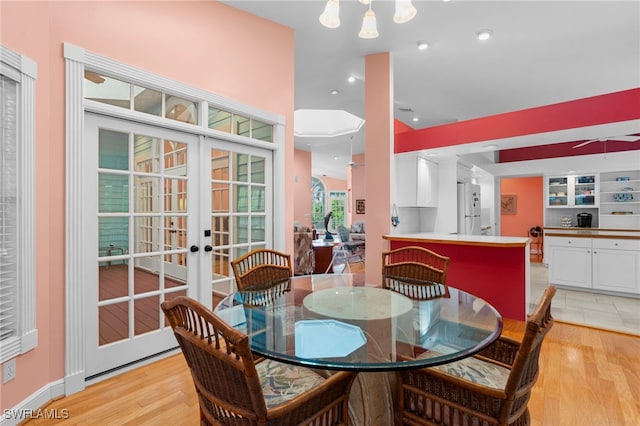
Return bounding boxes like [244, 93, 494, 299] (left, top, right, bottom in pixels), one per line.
[320, 0, 417, 39]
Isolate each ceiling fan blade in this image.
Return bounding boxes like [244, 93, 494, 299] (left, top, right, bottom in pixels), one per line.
[607, 135, 640, 142]
[572, 140, 595, 149]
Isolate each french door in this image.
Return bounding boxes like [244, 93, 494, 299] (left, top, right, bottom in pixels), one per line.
[83, 114, 272, 377]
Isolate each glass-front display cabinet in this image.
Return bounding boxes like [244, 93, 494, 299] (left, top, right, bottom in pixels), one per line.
[546, 174, 598, 208]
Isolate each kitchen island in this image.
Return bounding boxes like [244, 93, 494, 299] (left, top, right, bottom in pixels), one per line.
[383, 233, 531, 320]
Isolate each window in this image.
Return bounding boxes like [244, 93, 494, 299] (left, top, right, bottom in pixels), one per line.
[0, 45, 38, 362]
[311, 177, 327, 230]
[329, 191, 347, 228]
[83, 70, 275, 143]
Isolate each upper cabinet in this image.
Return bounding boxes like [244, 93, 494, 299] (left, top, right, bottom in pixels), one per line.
[599, 170, 640, 229]
[546, 174, 598, 208]
[396, 155, 439, 207]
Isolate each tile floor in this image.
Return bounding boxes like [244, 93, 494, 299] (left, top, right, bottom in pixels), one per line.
[529, 262, 640, 336]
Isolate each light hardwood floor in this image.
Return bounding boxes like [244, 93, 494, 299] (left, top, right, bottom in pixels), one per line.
[26, 292, 640, 425]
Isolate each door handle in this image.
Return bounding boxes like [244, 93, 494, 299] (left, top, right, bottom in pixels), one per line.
[190, 245, 199, 253]
[204, 245, 213, 252]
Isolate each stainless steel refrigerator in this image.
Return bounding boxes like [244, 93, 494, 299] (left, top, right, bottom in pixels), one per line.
[457, 183, 481, 235]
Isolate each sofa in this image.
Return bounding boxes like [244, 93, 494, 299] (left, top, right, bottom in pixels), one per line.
[349, 221, 365, 242]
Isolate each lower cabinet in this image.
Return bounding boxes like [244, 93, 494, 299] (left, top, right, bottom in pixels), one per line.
[592, 239, 640, 293]
[547, 237, 592, 289]
[547, 236, 640, 294]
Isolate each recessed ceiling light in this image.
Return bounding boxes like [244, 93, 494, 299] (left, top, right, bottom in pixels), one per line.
[333, 156, 340, 160]
[348, 76, 356, 83]
[417, 41, 429, 50]
[330, 89, 339, 95]
[476, 29, 493, 41]
[484, 144, 499, 150]
[412, 117, 419, 122]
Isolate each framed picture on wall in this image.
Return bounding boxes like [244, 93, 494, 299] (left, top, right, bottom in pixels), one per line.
[501, 194, 517, 215]
[356, 199, 365, 214]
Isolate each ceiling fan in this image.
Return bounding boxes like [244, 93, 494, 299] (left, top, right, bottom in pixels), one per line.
[572, 134, 640, 149]
[347, 136, 364, 169]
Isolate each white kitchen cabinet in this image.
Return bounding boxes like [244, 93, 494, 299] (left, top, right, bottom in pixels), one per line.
[592, 238, 640, 293]
[598, 170, 640, 229]
[547, 237, 592, 289]
[547, 235, 640, 294]
[396, 155, 438, 207]
[546, 174, 598, 208]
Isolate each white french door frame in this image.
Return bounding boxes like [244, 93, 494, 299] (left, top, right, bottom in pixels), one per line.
[83, 114, 203, 377]
[64, 43, 286, 395]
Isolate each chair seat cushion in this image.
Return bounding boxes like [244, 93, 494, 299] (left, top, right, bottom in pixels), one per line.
[417, 347, 510, 390]
[432, 355, 510, 389]
[256, 358, 326, 408]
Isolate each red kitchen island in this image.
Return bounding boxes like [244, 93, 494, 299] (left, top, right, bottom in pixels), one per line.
[383, 233, 532, 321]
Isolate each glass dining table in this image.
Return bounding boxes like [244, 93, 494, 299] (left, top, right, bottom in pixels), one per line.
[214, 273, 503, 372]
[214, 273, 503, 425]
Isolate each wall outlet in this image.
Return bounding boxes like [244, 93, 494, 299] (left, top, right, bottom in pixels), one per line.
[3, 358, 16, 383]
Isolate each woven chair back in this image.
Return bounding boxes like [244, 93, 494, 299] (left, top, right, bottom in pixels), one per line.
[381, 246, 450, 285]
[161, 296, 268, 424]
[231, 248, 292, 291]
[503, 285, 556, 399]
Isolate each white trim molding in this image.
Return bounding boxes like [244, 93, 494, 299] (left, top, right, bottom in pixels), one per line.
[0, 45, 38, 363]
[0, 380, 65, 426]
[63, 42, 286, 394]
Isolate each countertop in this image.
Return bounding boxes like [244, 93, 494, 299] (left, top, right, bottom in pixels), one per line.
[383, 233, 530, 247]
[544, 227, 640, 239]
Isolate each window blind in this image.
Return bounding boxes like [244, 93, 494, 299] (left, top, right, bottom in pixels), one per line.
[1, 45, 37, 362]
[0, 74, 18, 343]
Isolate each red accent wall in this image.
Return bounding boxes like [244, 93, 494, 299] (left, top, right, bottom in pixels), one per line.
[395, 88, 640, 153]
[498, 138, 640, 162]
[390, 240, 527, 321]
[394, 119, 413, 134]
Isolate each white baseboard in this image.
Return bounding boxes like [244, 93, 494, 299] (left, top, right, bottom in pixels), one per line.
[1, 380, 65, 426]
[1, 348, 181, 425]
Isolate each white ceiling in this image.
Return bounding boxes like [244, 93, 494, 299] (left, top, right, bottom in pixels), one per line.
[223, 0, 640, 180]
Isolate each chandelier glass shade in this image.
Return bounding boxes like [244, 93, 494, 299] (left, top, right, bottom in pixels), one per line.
[359, 7, 379, 39]
[393, 0, 417, 24]
[320, 0, 417, 39]
[319, 0, 340, 29]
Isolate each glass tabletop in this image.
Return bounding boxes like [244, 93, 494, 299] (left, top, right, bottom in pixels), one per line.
[214, 274, 503, 372]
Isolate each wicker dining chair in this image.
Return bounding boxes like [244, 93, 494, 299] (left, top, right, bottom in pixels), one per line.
[161, 296, 357, 426]
[395, 285, 556, 426]
[381, 246, 450, 299]
[231, 248, 293, 291]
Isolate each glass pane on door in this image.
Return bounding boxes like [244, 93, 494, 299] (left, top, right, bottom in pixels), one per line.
[97, 130, 190, 348]
[207, 143, 270, 300]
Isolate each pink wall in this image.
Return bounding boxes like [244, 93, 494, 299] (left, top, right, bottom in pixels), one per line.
[349, 153, 366, 224]
[501, 177, 544, 238]
[364, 53, 393, 284]
[321, 175, 348, 193]
[294, 149, 312, 228]
[0, 0, 293, 410]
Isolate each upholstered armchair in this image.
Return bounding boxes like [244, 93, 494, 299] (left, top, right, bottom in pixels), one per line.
[293, 231, 314, 275]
